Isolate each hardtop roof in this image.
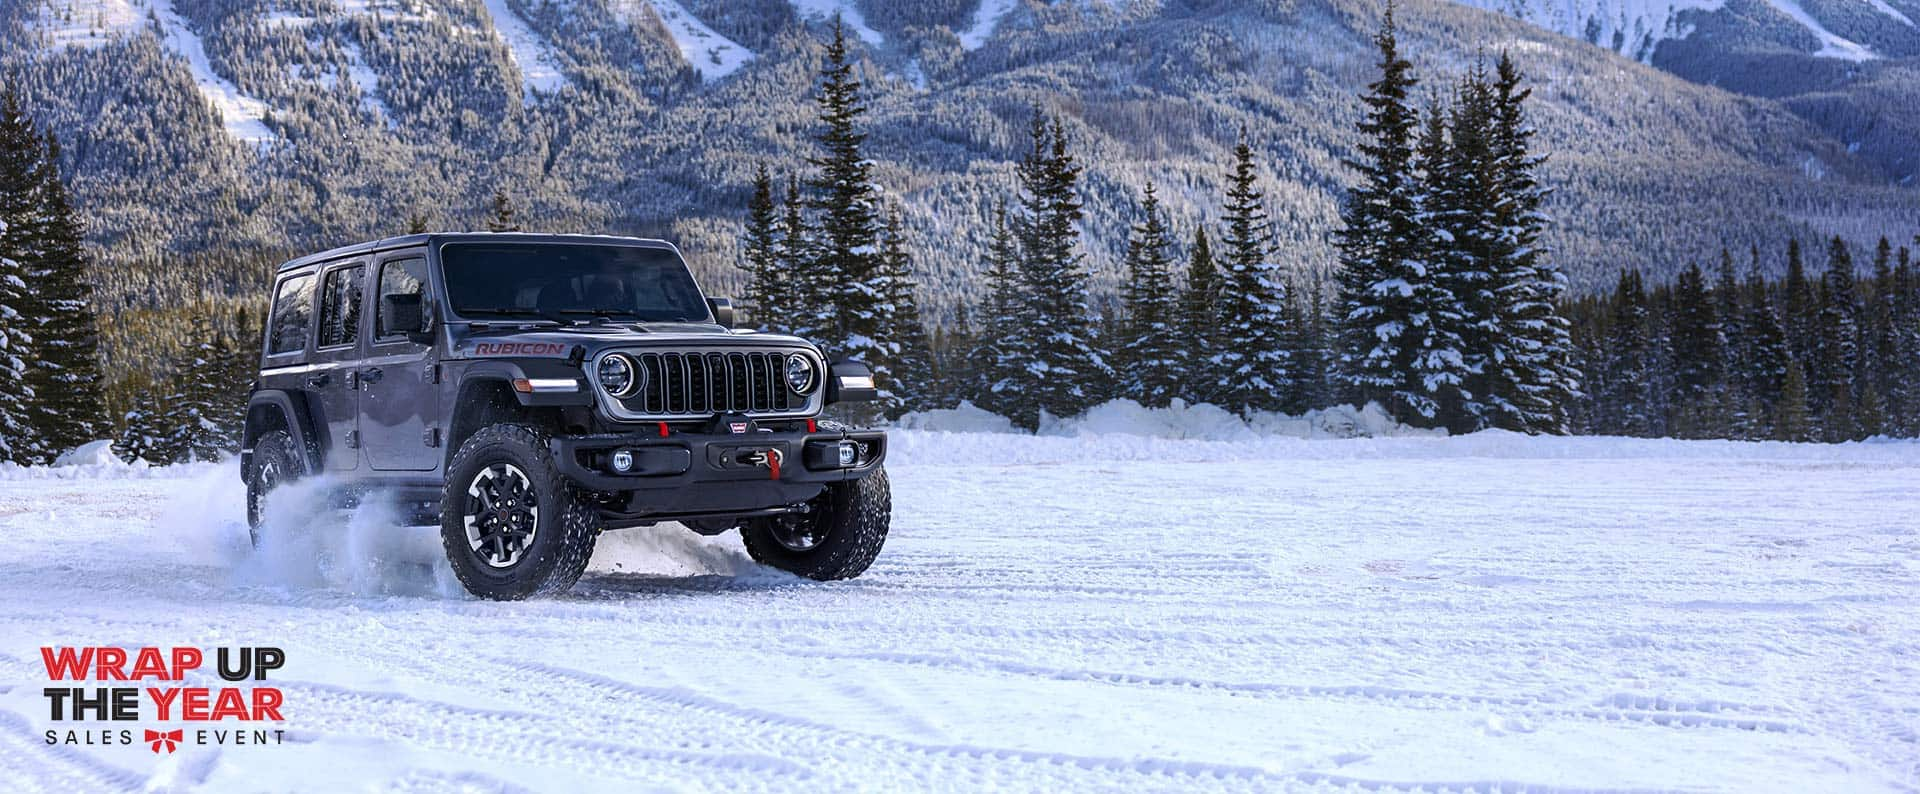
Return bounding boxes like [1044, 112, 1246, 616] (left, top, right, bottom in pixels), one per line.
[275, 233, 679, 272]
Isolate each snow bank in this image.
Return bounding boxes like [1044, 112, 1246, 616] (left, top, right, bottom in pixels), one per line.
[53, 439, 124, 467]
[884, 400, 1919, 467]
[890, 400, 1017, 434]
[893, 399, 1440, 442]
[0, 449, 179, 480]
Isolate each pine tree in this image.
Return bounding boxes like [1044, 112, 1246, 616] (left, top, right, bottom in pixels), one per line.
[115, 385, 168, 464]
[1667, 262, 1725, 438]
[1890, 245, 1918, 437]
[1282, 271, 1332, 414]
[0, 90, 40, 464]
[1216, 133, 1290, 413]
[1863, 237, 1898, 438]
[1335, 3, 1435, 423]
[1488, 52, 1577, 434]
[484, 188, 520, 232]
[405, 209, 431, 234]
[1813, 236, 1859, 441]
[1603, 268, 1655, 436]
[1783, 238, 1814, 365]
[1713, 249, 1749, 436]
[1177, 227, 1223, 405]
[877, 206, 932, 414]
[741, 164, 787, 330]
[1115, 181, 1180, 406]
[776, 173, 818, 337]
[1741, 257, 1790, 439]
[1005, 113, 1106, 427]
[1442, 66, 1514, 434]
[1398, 97, 1472, 427]
[972, 200, 1026, 416]
[162, 315, 248, 462]
[1776, 358, 1812, 442]
[20, 131, 108, 462]
[804, 16, 888, 386]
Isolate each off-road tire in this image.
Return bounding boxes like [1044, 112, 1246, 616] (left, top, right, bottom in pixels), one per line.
[246, 430, 304, 546]
[440, 423, 599, 600]
[741, 467, 890, 580]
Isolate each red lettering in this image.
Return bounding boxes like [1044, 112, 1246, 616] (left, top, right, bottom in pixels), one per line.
[181, 689, 209, 720]
[172, 648, 203, 677]
[148, 687, 181, 720]
[130, 647, 169, 679]
[253, 688, 284, 721]
[209, 689, 249, 721]
[96, 648, 127, 680]
[40, 647, 93, 680]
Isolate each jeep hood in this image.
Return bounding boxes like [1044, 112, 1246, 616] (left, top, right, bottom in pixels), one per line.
[446, 324, 819, 359]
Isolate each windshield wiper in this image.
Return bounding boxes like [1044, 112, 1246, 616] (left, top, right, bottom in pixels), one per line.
[461, 307, 567, 324]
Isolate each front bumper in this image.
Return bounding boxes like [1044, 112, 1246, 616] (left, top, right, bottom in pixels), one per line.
[549, 427, 886, 521]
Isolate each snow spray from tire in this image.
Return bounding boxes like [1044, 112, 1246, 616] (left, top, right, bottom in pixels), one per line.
[160, 463, 771, 599]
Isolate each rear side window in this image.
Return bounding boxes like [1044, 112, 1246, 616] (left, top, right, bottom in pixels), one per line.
[267, 274, 315, 356]
[318, 264, 365, 349]
[376, 258, 428, 339]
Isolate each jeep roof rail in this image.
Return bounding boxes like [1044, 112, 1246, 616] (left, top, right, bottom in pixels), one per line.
[275, 233, 679, 272]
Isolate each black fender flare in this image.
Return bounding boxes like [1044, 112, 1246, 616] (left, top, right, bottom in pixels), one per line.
[243, 390, 323, 476]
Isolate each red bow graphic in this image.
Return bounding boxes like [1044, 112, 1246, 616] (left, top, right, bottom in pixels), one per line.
[144, 729, 183, 754]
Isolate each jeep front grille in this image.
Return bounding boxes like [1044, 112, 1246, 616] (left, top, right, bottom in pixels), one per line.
[612, 350, 815, 419]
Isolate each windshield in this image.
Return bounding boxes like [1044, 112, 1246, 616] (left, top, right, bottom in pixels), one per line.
[440, 242, 711, 323]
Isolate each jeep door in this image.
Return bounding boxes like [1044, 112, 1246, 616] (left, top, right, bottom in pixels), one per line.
[310, 260, 367, 472]
[361, 253, 441, 471]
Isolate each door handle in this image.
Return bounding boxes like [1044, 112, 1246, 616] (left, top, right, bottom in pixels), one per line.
[361, 367, 383, 385]
[305, 373, 330, 388]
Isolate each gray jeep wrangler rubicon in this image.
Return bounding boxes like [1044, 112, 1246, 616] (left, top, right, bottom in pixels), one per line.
[242, 233, 890, 599]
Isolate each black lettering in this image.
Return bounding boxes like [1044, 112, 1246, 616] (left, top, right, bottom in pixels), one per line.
[253, 647, 284, 679]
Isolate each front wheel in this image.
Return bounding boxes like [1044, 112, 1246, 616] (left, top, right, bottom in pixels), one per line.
[440, 424, 599, 600]
[741, 467, 891, 580]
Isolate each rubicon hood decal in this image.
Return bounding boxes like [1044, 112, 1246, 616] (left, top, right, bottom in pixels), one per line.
[471, 341, 570, 357]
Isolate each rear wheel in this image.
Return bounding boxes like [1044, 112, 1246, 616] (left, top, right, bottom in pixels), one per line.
[441, 424, 599, 600]
[741, 467, 890, 580]
[245, 430, 304, 547]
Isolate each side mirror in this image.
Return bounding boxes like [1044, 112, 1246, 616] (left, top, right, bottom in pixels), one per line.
[825, 359, 879, 404]
[383, 293, 434, 344]
[708, 297, 735, 329]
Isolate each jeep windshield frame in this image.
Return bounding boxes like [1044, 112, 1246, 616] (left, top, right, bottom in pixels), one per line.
[438, 241, 714, 324]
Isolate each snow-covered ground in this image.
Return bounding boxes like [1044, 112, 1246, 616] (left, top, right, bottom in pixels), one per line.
[2, 431, 1916, 791]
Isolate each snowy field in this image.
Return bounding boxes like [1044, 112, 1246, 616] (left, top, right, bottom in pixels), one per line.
[1, 429, 1916, 792]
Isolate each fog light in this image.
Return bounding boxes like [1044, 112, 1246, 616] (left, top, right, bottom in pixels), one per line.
[837, 441, 858, 467]
[611, 449, 635, 473]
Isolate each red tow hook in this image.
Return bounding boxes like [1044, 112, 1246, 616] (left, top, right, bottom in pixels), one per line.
[748, 448, 783, 480]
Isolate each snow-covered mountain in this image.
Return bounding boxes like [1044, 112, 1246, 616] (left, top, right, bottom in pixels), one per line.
[1452, 0, 1918, 63]
[0, 0, 1913, 325]
[1447, 0, 1920, 179]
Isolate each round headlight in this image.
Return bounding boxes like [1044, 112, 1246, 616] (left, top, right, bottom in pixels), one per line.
[785, 355, 816, 394]
[597, 354, 642, 398]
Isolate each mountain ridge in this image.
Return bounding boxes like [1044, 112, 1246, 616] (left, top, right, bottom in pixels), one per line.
[1, 0, 1913, 322]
